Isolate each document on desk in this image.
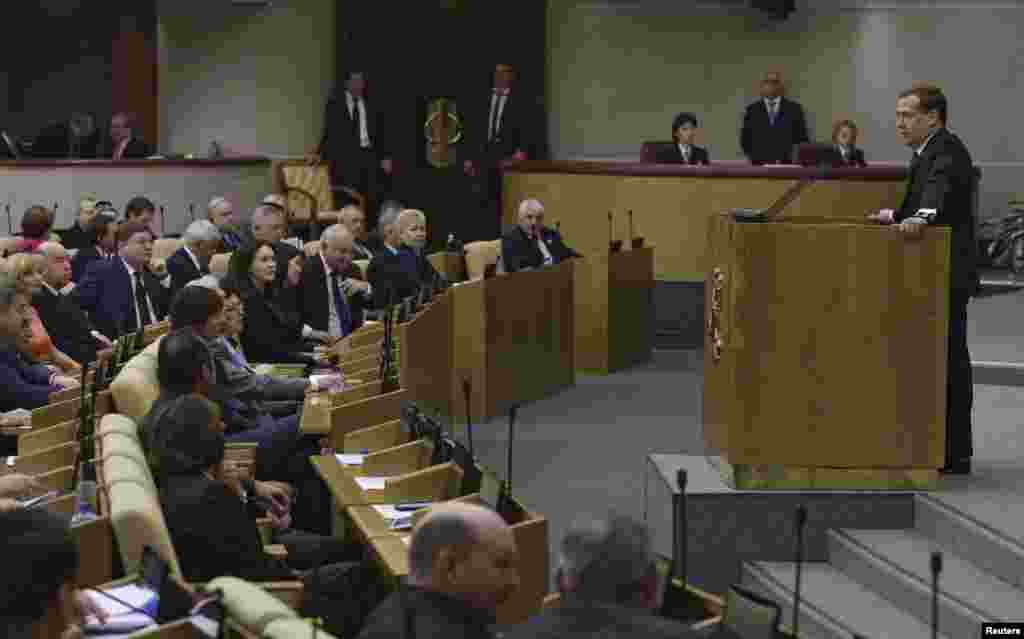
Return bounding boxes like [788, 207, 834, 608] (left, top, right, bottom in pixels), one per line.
[355, 476, 390, 490]
[82, 584, 157, 635]
[337, 453, 366, 466]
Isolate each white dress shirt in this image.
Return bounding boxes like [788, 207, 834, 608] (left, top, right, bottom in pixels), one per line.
[488, 91, 509, 141]
[765, 97, 780, 119]
[122, 259, 158, 330]
[346, 92, 371, 148]
[678, 144, 692, 163]
[183, 245, 202, 273]
[536, 235, 554, 265]
[880, 130, 940, 224]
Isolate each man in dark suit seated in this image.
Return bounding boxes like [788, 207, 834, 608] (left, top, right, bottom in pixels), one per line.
[654, 112, 710, 165]
[367, 209, 441, 306]
[58, 195, 99, 250]
[357, 502, 519, 639]
[501, 198, 581, 273]
[73, 222, 170, 341]
[167, 220, 221, 299]
[365, 200, 403, 256]
[0, 285, 63, 412]
[740, 70, 810, 165]
[34, 242, 111, 366]
[297, 224, 369, 340]
[70, 206, 118, 283]
[30, 112, 101, 159]
[868, 84, 977, 475]
[250, 204, 302, 289]
[505, 514, 698, 639]
[339, 205, 376, 261]
[103, 111, 153, 159]
[208, 196, 244, 250]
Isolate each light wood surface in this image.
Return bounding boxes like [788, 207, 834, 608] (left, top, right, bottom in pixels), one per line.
[35, 465, 75, 493]
[30, 390, 112, 429]
[72, 516, 115, 587]
[340, 419, 406, 453]
[362, 439, 434, 476]
[312, 455, 462, 506]
[428, 251, 467, 283]
[1, 441, 79, 476]
[703, 214, 949, 480]
[18, 419, 78, 454]
[400, 292, 453, 416]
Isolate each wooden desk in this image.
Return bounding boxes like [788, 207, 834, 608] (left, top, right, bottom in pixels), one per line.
[311, 454, 462, 507]
[502, 161, 907, 281]
[0, 157, 273, 236]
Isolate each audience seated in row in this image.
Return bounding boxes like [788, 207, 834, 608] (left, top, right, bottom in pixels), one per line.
[366, 209, 442, 306]
[34, 242, 110, 366]
[4, 254, 81, 374]
[69, 207, 118, 283]
[207, 196, 244, 251]
[296, 224, 369, 340]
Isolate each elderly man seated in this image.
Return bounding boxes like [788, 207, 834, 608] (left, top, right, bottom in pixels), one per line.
[34, 242, 110, 366]
[500, 198, 581, 273]
[366, 209, 442, 306]
[207, 196, 244, 250]
[167, 219, 221, 299]
[338, 205, 375, 260]
[297, 224, 369, 339]
[366, 200, 403, 256]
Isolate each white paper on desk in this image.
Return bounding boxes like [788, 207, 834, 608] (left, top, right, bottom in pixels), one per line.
[401, 536, 411, 546]
[337, 453, 365, 466]
[190, 614, 220, 638]
[355, 476, 389, 490]
[83, 612, 154, 635]
[253, 364, 275, 375]
[90, 584, 157, 616]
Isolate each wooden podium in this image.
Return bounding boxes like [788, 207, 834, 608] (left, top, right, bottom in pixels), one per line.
[573, 247, 655, 374]
[450, 262, 575, 422]
[703, 214, 949, 490]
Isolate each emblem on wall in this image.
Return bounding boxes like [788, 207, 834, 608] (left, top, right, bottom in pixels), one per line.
[423, 97, 463, 169]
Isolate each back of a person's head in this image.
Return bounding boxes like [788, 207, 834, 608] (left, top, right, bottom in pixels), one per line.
[155, 394, 224, 477]
[169, 285, 221, 331]
[157, 328, 210, 393]
[558, 513, 655, 606]
[20, 205, 53, 240]
[0, 508, 79, 632]
[125, 196, 155, 220]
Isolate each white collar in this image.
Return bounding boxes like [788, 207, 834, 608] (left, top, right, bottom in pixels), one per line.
[122, 257, 138, 276]
[765, 97, 780, 106]
[384, 242, 398, 254]
[183, 244, 201, 270]
[42, 282, 59, 296]
[678, 143, 692, 153]
[915, 129, 939, 156]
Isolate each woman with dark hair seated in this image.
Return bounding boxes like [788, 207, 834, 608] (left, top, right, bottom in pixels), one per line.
[70, 208, 118, 283]
[224, 241, 332, 365]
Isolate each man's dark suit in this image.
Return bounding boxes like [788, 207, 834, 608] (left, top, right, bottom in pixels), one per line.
[653, 144, 710, 165]
[317, 90, 391, 216]
[367, 246, 441, 307]
[271, 241, 302, 289]
[103, 137, 153, 159]
[351, 240, 375, 262]
[33, 287, 99, 366]
[894, 127, 977, 467]
[740, 97, 809, 165]
[166, 246, 206, 301]
[502, 597, 699, 639]
[70, 245, 105, 283]
[73, 258, 169, 340]
[59, 222, 91, 250]
[296, 255, 366, 336]
[0, 346, 56, 412]
[31, 122, 100, 158]
[500, 225, 581, 273]
[357, 585, 496, 639]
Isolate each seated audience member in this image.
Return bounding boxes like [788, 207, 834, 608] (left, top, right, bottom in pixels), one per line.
[367, 209, 442, 304]
[0, 285, 68, 411]
[655, 112, 710, 165]
[6, 253, 81, 373]
[105, 111, 152, 160]
[298, 224, 369, 339]
[250, 204, 301, 288]
[501, 198, 581, 273]
[70, 206, 118, 283]
[59, 195, 99, 250]
[34, 242, 111, 366]
[0, 508, 108, 639]
[832, 119, 867, 167]
[339, 205, 375, 260]
[124, 196, 159, 238]
[168, 220, 220, 298]
[15, 205, 58, 253]
[505, 514, 698, 639]
[368, 200, 403, 256]
[208, 196, 243, 250]
[226, 241, 329, 365]
[74, 221, 170, 340]
[357, 502, 519, 639]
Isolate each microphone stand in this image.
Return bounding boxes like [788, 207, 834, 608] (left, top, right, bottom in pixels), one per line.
[159, 206, 166, 237]
[506, 405, 517, 502]
[793, 504, 808, 638]
[462, 378, 474, 458]
[931, 551, 942, 639]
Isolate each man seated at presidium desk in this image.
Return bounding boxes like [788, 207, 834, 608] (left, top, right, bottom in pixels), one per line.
[867, 84, 976, 476]
[501, 199, 581, 274]
[654, 112, 710, 165]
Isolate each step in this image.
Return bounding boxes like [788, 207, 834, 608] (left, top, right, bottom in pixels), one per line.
[829, 529, 1022, 639]
[742, 561, 951, 639]
[915, 493, 1024, 591]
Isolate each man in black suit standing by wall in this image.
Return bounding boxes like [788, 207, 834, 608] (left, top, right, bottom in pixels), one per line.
[654, 113, 709, 165]
[868, 84, 977, 475]
[313, 70, 394, 216]
[501, 198, 581, 273]
[740, 71, 809, 165]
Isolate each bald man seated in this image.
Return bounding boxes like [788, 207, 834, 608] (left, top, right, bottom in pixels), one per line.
[366, 209, 443, 306]
[357, 502, 519, 639]
[501, 199, 580, 273]
[34, 242, 110, 365]
[505, 514, 698, 639]
[296, 224, 369, 340]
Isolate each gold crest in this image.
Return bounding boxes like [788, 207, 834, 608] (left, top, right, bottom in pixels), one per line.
[424, 97, 463, 169]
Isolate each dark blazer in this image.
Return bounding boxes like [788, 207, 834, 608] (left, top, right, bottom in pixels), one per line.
[0, 346, 56, 412]
[352, 240, 375, 262]
[894, 128, 978, 294]
[166, 247, 206, 301]
[296, 255, 366, 336]
[834, 145, 867, 167]
[73, 257, 170, 340]
[468, 91, 535, 161]
[503, 597, 699, 639]
[59, 223, 92, 251]
[357, 585, 495, 639]
[654, 144, 710, 165]
[318, 90, 389, 182]
[272, 241, 302, 289]
[740, 97, 810, 165]
[31, 122, 101, 159]
[33, 287, 99, 365]
[160, 473, 294, 583]
[237, 284, 313, 365]
[70, 245, 105, 283]
[103, 137, 153, 159]
[367, 246, 441, 307]
[362, 233, 388, 257]
[500, 226, 581, 273]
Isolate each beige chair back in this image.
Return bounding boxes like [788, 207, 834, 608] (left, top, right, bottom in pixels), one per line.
[209, 252, 232, 278]
[276, 162, 334, 215]
[264, 618, 340, 639]
[110, 339, 161, 422]
[152, 238, 184, 262]
[465, 240, 502, 280]
[209, 576, 297, 633]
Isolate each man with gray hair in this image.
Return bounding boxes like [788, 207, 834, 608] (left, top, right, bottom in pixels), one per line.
[505, 513, 696, 639]
[366, 209, 443, 306]
[500, 198, 580, 273]
[250, 204, 302, 288]
[168, 219, 222, 299]
[207, 196, 243, 250]
[296, 224, 368, 339]
[34, 242, 109, 366]
[357, 502, 519, 639]
[339, 205, 374, 260]
[367, 199, 404, 256]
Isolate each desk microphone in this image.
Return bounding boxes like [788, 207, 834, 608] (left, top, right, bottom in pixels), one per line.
[628, 210, 634, 244]
[506, 406, 517, 500]
[5, 203, 11, 236]
[793, 504, 808, 638]
[931, 551, 942, 639]
[607, 211, 613, 251]
[462, 378, 474, 458]
[159, 206, 166, 237]
[188, 203, 196, 222]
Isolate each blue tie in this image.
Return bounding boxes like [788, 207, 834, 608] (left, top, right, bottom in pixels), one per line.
[222, 338, 250, 371]
[330, 272, 353, 336]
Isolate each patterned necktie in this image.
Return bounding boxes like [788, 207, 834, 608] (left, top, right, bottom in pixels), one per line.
[223, 338, 250, 371]
[134, 272, 153, 328]
[330, 272, 353, 337]
[768, 101, 778, 125]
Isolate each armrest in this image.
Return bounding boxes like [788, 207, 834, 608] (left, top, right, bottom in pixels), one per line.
[691, 616, 722, 631]
[264, 544, 289, 561]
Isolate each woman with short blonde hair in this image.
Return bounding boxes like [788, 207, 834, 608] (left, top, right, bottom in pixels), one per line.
[4, 253, 81, 375]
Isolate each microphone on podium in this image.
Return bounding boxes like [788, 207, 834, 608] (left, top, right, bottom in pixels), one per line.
[931, 551, 942, 639]
[159, 206, 166, 237]
[628, 209, 634, 245]
[188, 203, 196, 222]
[5, 203, 12, 236]
[608, 211, 621, 253]
[793, 504, 808, 637]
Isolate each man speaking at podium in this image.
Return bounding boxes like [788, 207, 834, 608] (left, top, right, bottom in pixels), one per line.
[868, 84, 977, 475]
[501, 199, 581, 273]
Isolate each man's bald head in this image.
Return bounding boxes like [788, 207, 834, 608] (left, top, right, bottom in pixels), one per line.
[397, 209, 427, 252]
[37, 242, 71, 289]
[408, 503, 518, 613]
[339, 205, 366, 241]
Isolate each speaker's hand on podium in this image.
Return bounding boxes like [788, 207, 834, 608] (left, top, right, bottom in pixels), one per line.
[867, 209, 895, 224]
[898, 218, 926, 238]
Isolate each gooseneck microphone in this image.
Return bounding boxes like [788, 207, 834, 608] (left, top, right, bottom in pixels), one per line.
[462, 378, 474, 458]
[931, 551, 942, 639]
[793, 504, 807, 638]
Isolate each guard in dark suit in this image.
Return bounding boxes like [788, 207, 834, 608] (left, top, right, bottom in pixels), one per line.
[501, 199, 581, 273]
[103, 112, 153, 159]
[315, 70, 394, 214]
[868, 85, 977, 475]
[740, 71, 809, 165]
[654, 112, 710, 165]
[297, 226, 368, 339]
[73, 227, 169, 340]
